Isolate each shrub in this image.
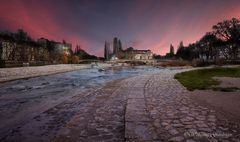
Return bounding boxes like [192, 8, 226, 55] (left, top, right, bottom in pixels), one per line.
[0, 60, 5, 68]
[59, 54, 68, 64]
[215, 58, 225, 66]
[158, 60, 190, 67]
[191, 59, 206, 67]
[71, 55, 80, 64]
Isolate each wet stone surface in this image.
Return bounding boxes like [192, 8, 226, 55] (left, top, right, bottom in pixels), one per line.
[0, 68, 240, 142]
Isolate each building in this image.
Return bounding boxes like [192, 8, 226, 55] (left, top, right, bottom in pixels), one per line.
[105, 37, 154, 62]
[124, 48, 153, 60]
[38, 38, 72, 56]
[0, 37, 17, 61]
[54, 42, 72, 56]
[130, 50, 153, 60]
[0, 35, 73, 67]
[0, 36, 50, 67]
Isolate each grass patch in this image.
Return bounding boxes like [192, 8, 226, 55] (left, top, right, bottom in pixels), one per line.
[174, 67, 240, 91]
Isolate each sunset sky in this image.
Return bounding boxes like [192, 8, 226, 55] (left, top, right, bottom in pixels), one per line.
[0, 0, 240, 56]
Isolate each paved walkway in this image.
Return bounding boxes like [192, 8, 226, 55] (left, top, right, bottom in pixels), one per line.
[123, 70, 240, 142]
[1, 69, 240, 142]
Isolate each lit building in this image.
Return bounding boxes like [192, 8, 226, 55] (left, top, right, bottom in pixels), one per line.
[38, 38, 72, 56]
[129, 50, 153, 60]
[54, 42, 72, 56]
[123, 48, 153, 60]
[105, 37, 154, 62]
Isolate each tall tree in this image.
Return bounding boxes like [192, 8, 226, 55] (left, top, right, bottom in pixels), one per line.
[212, 18, 240, 60]
[62, 39, 66, 44]
[198, 33, 220, 60]
[170, 44, 174, 57]
[15, 29, 32, 43]
[118, 39, 122, 51]
[176, 41, 184, 58]
[113, 37, 118, 55]
[175, 41, 194, 60]
[104, 41, 110, 60]
[179, 41, 184, 48]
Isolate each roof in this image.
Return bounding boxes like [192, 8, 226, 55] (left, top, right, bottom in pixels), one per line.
[125, 49, 152, 54]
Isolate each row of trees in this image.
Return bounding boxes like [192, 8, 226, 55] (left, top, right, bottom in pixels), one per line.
[169, 18, 240, 62]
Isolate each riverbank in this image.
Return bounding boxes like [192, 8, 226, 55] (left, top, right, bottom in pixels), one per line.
[0, 63, 114, 83]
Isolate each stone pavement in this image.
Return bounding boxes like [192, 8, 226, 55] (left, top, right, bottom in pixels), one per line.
[53, 69, 240, 142]
[1, 69, 240, 142]
[123, 70, 240, 142]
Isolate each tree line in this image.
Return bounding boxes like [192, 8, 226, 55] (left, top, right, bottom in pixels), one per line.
[170, 18, 240, 63]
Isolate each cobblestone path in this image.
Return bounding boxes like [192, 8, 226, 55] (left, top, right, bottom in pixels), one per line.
[124, 70, 240, 142]
[1, 69, 240, 142]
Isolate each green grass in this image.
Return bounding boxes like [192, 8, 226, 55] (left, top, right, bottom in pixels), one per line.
[174, 67, 240, 91]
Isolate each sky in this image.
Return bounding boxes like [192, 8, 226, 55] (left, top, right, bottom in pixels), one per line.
[0, 0, 240, 56]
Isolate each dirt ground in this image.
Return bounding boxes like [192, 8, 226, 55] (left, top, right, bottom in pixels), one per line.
[190, 77, 240, 122]
[213, 77, 240, 88]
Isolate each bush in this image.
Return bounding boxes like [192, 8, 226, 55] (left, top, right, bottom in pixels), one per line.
[191, 59, 206, 67]
[59, 54, 68, 64]
[0, 60, 5, 68]
[71, 55, 80, 64]
[158, 60, 190, 67]
[215, 58, 225, 66]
